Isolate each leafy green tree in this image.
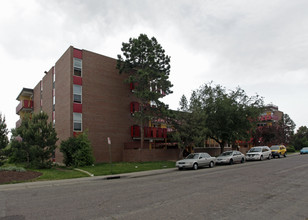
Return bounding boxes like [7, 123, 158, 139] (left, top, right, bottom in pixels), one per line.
[0, 113, 9, 166]
[0, 113, 9, 150]
[117, 34, 173, 149]
[189, 82, 264, 153]
[60, 132, 94, 167]
[172, 94, 208, 157]
[10, 112, 58, 168]
[290, 126, 308, 150]
[279, 114, 296, 144]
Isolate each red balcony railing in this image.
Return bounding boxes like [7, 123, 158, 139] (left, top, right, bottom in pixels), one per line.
[131, 125, 167, 139]
[16, 100, 33, 114]
[130, 102, 140, 114]
[258, 115, 279, 121]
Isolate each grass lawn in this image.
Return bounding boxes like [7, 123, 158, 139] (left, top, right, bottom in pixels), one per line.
[81, 161, 176, 176]
[32, 167, 88, 181]
[1, 161, 176, 183]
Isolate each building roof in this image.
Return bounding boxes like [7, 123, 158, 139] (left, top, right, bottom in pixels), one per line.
[16, 88, 34, 100]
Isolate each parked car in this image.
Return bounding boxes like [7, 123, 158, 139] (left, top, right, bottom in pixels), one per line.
[176, 153, 216, 170]
[300, 147, 308, 154]
[270, 145, 287, 158]
[216, 150, 245, 165]
[246, 146, 271, 161]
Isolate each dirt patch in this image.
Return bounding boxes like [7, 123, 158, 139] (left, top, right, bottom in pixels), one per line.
[0, 170, 42, 184]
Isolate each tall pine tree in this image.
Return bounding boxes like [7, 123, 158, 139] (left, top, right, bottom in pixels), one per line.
[117, 34, 173, 149]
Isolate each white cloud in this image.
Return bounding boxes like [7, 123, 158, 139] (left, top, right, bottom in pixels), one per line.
[1, 0, 308, 133]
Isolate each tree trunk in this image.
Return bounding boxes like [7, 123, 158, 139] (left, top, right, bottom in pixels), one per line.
[220, 141, 225, 154]
[140, 120, 144, 150]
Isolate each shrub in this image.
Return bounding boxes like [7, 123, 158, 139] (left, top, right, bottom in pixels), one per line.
[9, 112, 58, 168]
[0, 166, 26, 172]
[60, 132, 94, 167]
[287, 145, 296, 152]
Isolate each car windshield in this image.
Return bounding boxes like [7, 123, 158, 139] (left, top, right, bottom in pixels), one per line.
[302, 147, 308, 150]
[249, 148, 261, 152]
[220, 151, 232, 156]
[186, 154, 199, 159]
[270, 146, 279, 150]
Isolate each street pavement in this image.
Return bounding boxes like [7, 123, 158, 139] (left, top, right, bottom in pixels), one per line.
[0, 152, 300, 191]
[0, 152, 307, 220]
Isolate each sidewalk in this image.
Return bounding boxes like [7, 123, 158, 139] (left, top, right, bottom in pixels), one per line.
[0, 168, 177, 191]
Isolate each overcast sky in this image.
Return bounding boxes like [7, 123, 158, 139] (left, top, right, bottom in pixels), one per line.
[1, 0, 308, 134]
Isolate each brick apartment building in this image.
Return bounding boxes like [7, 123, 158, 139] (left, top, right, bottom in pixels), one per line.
[16, 46, 179, 163]
[257, 104, 283, 127]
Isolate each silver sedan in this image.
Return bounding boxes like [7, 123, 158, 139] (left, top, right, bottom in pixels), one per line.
[176, 153, 216, 170]
[216, 150, 245, 165]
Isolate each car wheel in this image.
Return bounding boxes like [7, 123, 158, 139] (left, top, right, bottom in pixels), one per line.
[260, 155, 263, 161]
[284, 153, 287, 157]
[193, 163, 198, 170]
[178, 167, 183, 171]
[268, 154, 271, 160]
[278, 153, 281, 158]
[241, 158, 245, 163]
[229, 159, 233, 165]
[209, 161, 214, 168]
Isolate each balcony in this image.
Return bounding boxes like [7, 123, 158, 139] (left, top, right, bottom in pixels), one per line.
[16, 100, 33, 114]
[258, 115, 279, 122]
[131, 125, 167, 140]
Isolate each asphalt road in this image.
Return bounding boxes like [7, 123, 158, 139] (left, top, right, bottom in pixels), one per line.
[1, 154, 308, 220]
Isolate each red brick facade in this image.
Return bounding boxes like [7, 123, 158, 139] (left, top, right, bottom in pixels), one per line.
[17, 46, 177, 163]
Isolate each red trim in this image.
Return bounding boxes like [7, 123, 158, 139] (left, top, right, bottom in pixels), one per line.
[152, 128, 157, 138]
[73, 103, 82, 113]
[131, 126, 168, 139]
[73, 132, 82, 137]
[73, 76, 82, 85]
[163, 128, 167, 138]
[73, 49, 82, 59]
[130, 102, 140, 113]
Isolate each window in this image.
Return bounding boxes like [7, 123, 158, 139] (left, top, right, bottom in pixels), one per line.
[73, 58, 82, 76]
[73, 113, 82, 131]
[73, 84, 82, 103]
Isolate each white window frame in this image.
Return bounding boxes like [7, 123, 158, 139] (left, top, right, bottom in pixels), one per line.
[73, 84, 82, 103]
[73, 58, 82, 77]
[73, 113, 82, 131]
